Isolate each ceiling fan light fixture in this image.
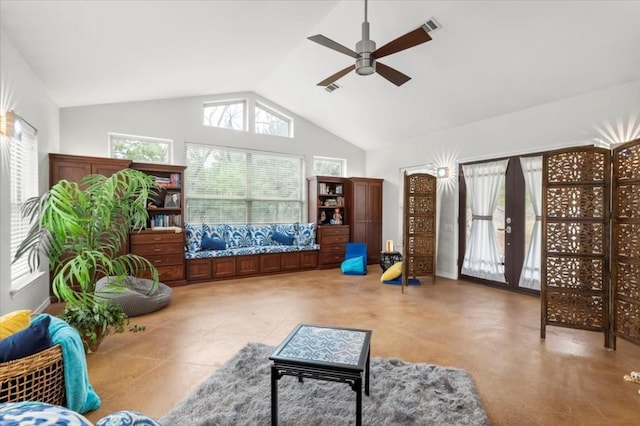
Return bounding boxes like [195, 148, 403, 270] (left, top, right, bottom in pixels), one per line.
[356, 57, 376, 75]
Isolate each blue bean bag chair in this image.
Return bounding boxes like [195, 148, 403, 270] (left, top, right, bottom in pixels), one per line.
[341, 243, 367, 275]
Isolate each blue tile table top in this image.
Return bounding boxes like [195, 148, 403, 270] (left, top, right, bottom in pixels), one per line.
[271, 324, 372, 368]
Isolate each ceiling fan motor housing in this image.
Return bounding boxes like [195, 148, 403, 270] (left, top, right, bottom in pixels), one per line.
[355, 23, 376, 76]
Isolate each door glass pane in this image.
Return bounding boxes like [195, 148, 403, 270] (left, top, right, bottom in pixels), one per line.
[524, 190, 535, 254]
[494, 180, 506, 264]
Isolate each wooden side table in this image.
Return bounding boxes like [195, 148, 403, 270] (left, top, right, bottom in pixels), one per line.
[379, 251, 402, 272]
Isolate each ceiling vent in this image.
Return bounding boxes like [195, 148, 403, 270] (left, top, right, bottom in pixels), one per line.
[422, 18, 441, 33]
[325, 83, 341, 93]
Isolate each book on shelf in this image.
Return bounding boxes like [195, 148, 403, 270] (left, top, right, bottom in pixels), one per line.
[150, 214, 182, 229]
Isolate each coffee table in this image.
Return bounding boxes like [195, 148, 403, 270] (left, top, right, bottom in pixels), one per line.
[269, 324, 372, 426]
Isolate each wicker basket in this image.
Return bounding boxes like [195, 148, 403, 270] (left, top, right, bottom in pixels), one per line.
[0, 344, 66, 406]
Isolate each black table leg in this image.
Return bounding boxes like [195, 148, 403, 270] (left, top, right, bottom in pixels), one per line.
[365, 346, 370, 396]
[271, 365, 278, 426]
[355, 376, 362, 426]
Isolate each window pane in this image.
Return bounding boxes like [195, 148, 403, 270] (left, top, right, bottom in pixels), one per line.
[314, 157, 345, 177]
[255, 104, 290, 137]
[185, 143, 304, 224]
[203, 101, 245, 131]
[109, 133, 171, 163]
[8, 115, 39, 284]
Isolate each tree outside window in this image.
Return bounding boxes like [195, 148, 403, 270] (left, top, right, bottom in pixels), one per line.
[109, 133, 171, 163]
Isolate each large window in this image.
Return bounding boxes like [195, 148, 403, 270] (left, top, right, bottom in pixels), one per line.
[203, 100, 246, 131]
[109, 133, 172, 163]
[313, 156, 346, 177]
[184, 143, 304, 224]
[5, 112, 39, 288]
[255, 102, 292, 137]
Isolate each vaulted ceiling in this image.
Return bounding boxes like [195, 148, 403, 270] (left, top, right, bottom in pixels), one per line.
[2, 0, 639, 151]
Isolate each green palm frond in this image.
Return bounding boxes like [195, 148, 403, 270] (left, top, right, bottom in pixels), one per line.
[13, 168, 159, 305]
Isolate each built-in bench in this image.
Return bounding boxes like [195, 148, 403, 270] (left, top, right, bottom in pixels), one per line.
[184, 223, 320, 282]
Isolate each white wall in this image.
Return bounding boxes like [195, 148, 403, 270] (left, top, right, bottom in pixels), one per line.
[60, 92, 365, 179]
[0, 30, 60, 315]
[368, 80, 640, 279]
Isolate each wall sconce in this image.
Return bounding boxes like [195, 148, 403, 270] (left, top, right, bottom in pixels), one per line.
[0, 110, 22, 140]
[436, 166, 449, 179]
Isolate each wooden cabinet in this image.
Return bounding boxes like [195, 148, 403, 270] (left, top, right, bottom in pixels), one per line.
[50, 153, 131, 186]
[317, 225, 350, 269]
[128, 162, 187, 285]
[130, 231, 186, 285]
[49, 153, 187, 286]
[346, 178, 383, 265]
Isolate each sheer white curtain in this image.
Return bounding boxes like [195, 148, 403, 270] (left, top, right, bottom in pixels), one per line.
[461, 159, 508, 282]
[518, 156, 543, 290]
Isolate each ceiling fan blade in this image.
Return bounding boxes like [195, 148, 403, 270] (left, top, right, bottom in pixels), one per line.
[317, 65, 356, 86]
[308, 34, 359, 59]
[373, 27, 431, 59]
[375, 62, 411, 86]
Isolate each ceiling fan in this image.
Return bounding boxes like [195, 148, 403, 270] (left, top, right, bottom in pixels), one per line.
[308, 0, 432, 87]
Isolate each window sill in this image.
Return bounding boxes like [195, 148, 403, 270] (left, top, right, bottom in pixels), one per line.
[10, 271, 47, 298]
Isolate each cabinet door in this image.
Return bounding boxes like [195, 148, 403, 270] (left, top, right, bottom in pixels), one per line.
[351, 180, 369, 243]
[51, 159, 91, 185]
[366, 180, 383, 263]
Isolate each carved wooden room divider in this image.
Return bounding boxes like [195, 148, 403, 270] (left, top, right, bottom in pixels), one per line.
[541, 139, 640, 349]
[401, 172, 437, 293]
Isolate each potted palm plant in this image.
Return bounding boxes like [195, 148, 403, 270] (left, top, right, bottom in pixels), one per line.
[14, 168, 159, 352]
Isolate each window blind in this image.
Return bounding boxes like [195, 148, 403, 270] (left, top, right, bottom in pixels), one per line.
[185, 143, 303, 225]
[9, 115, 39, 283]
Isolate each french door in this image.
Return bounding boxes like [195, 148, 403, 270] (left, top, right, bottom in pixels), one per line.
[458, 155, 541, 293]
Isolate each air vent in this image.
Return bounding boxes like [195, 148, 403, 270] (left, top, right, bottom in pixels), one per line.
[422, 17, 441, 33]
[325, 83, 341, 93]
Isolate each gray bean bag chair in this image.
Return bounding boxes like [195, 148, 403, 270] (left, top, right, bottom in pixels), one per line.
[95, 276, 172, 317]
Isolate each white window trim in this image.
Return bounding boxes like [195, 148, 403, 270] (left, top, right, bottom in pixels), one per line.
[313, 155, 347, 177]
[255, 101, 293, 138]
[203, 98, 248, 132]
[108, 132, 173, 163]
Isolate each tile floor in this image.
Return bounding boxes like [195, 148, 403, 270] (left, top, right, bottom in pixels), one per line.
[50, 267, 640, 425]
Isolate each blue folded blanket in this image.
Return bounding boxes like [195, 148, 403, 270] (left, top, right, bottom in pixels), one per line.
[32, 314, 101, 414]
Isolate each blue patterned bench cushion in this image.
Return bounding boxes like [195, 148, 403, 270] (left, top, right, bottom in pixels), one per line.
[227, 224, 252, 248]
[184, 223, 320, 259]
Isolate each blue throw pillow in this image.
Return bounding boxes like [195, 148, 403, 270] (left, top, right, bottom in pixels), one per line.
[272, 231, 294, 246]
[0, 315, 52, 362]
[341, 256, 366, 275]
[201, 236, 226, 251]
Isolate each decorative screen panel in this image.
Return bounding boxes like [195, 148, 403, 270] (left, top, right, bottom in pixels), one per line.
[402, 173, 436, 290]
[541, 146, 612, 347]
[612, 139, 640, 345]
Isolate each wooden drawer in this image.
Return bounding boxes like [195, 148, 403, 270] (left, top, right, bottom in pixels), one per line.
[320, 252, 345, 265]
[320, 243, 346, 256]
[144, 253, 184, 267]
[186, 259, 211, 281]
[300, 251, 318, 268]
[321, 234, 349, 245]
[131, 242, 183, 256]
[237, 255, 260, 275]
[261, 253, 281, 273]
[137, 265, 184, 281]
[213, 257, 237, 278]
[131, 232, 184, 245]
[280, 252, 300, 271]
[320, 226, 350, 237]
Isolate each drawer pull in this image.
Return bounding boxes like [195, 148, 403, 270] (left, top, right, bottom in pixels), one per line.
[154, 248, 162, 252]
[154, 260, 163, 264]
